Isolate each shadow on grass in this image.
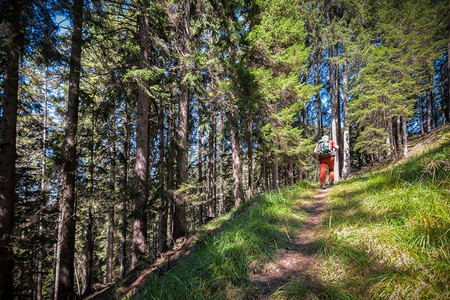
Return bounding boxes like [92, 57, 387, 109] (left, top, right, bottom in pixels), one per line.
[131, 184, 313, 300]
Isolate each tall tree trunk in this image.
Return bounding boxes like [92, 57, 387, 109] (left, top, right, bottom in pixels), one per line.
[174, 0, 191, 240]
[427, 86, 432, 133]
[329, 47, 340, 182]
[288, 162, 294, 185]
[55, 0, 83, 297]
[120, 101, 129, 278]
[132, 8, 151, 268]
[158, 108, 168, 255]
[0, 1, 21, 298]
[230, 104, 244, 206]
[314, 51, 323, 138]
[167, 103, 176, 247]
[36, 68, 49, 300]
[419, 97, 425, 135]
[396, 115, 402, 154]
[106, 121, 116, 284]
[402, 116, 408, 157]
[82, 208, 93, 297]
[217, 114, 225, 215]
[342, 59, 350, 179]
[271, 152, 279, 191]
[247, 109, 254, 200]
[198, 118, 204, 225]
[207, 119, 215, 218]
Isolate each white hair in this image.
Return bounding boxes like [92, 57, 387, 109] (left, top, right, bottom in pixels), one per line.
[322, 135, 329, 141]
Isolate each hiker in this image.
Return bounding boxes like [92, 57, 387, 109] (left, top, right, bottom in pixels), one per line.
[314, 135, 339, 189]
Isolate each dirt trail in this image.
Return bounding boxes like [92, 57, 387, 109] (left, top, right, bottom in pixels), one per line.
[251, 188, 328, 299]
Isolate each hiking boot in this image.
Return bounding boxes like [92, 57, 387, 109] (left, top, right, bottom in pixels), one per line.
[329, 180, 334, 186]
[321, 183, 326, 189]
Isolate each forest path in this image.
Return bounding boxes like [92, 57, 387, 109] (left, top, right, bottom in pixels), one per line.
[250, 188, 328, 299]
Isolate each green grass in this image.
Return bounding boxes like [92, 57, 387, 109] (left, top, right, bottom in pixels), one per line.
[289, 127, 449, 299]
[131, 128, 449, 299]
[130, 181, 313, 300]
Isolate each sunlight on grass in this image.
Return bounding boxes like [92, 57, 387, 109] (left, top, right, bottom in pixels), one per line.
[131, 183, 312, 300]
[313, 129, 450, 299]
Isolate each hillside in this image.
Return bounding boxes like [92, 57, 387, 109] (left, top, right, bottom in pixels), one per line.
[90, 127, 449, 299]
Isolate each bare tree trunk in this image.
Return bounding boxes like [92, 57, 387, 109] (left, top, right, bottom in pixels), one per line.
[36, 68, 49, 300]
[271, 153, 279, 191]
[314, 51, 323, 138]
[230, 105, 244, 206]
[132, 7, 150, 268]
[418, 97, 425, 135]
[173, 0, 191, 240]
[396, 115, 402, 154]
[82, 208, 93, 296]
[402, 116, 408, 157]
[329, 47, 340, 182]
[120, 101, 129, 279]
[247, 109, 254, 199]
[106, 120, 116, 284]
[55, 0, 83, 297]
[447, 42, 450, 124]
[207, 120, 215, 218]
[218, 112, 225, 215]
[198, 119, 204, 225]
[158, 108, 168, 255]
[342, 59, 350, 179]
[288, 162, 294, 185]
[0, 1, 22, 298]
[427, 87, 432, 132]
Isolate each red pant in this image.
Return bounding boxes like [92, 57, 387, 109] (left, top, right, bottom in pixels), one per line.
[319, 156, 334, 184]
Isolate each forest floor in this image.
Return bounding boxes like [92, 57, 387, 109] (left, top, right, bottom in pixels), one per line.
[250, 188, 329, 299]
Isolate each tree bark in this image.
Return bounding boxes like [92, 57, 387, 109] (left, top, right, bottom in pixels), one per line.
[158, 108, 168, 255]
[120, 101, 130, 278]
[82, 208, 93, 297]
[207, 119, 215, 219]
[0, 1, 21, 298]
[342, 59, 350, 179]
[174, 0, 191, 240]
[427, 85, 432, 132]
[314, 51, 323, 138]
[106, 120, 116, 284]
[329, 47, 340, 182]
[247, 109, 254, 200]
[402, 116, 408, 157]
[55, 0, 83, 297]
[218, 112, 225, 215]
[132, 7, 151, 268]
[419, 97, 425, 135]
[230, 104, 245, 206]
[271, 153, 279, 191]
[198, 118, 204, 225]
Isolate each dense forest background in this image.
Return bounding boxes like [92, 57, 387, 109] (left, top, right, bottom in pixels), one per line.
[0, 0, 448, 298]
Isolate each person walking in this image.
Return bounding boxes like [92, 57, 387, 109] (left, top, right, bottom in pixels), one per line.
[314, 135, 339, 189]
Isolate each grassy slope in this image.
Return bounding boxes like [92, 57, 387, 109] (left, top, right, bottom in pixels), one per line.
[131, 127, 449, 300]
[130, 182, 314, 299]
[281, 126, 448, 299]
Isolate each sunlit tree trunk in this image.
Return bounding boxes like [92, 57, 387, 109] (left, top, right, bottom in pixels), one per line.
[247, 109, 254, 199]
[342, 59, 351, 179]
[402, 116, 408, 157]
[230, 104, 245, 206]
[218, 112, 225, 214]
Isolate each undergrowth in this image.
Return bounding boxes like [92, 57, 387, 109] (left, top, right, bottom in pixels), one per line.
[130, 182, 312, 300]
